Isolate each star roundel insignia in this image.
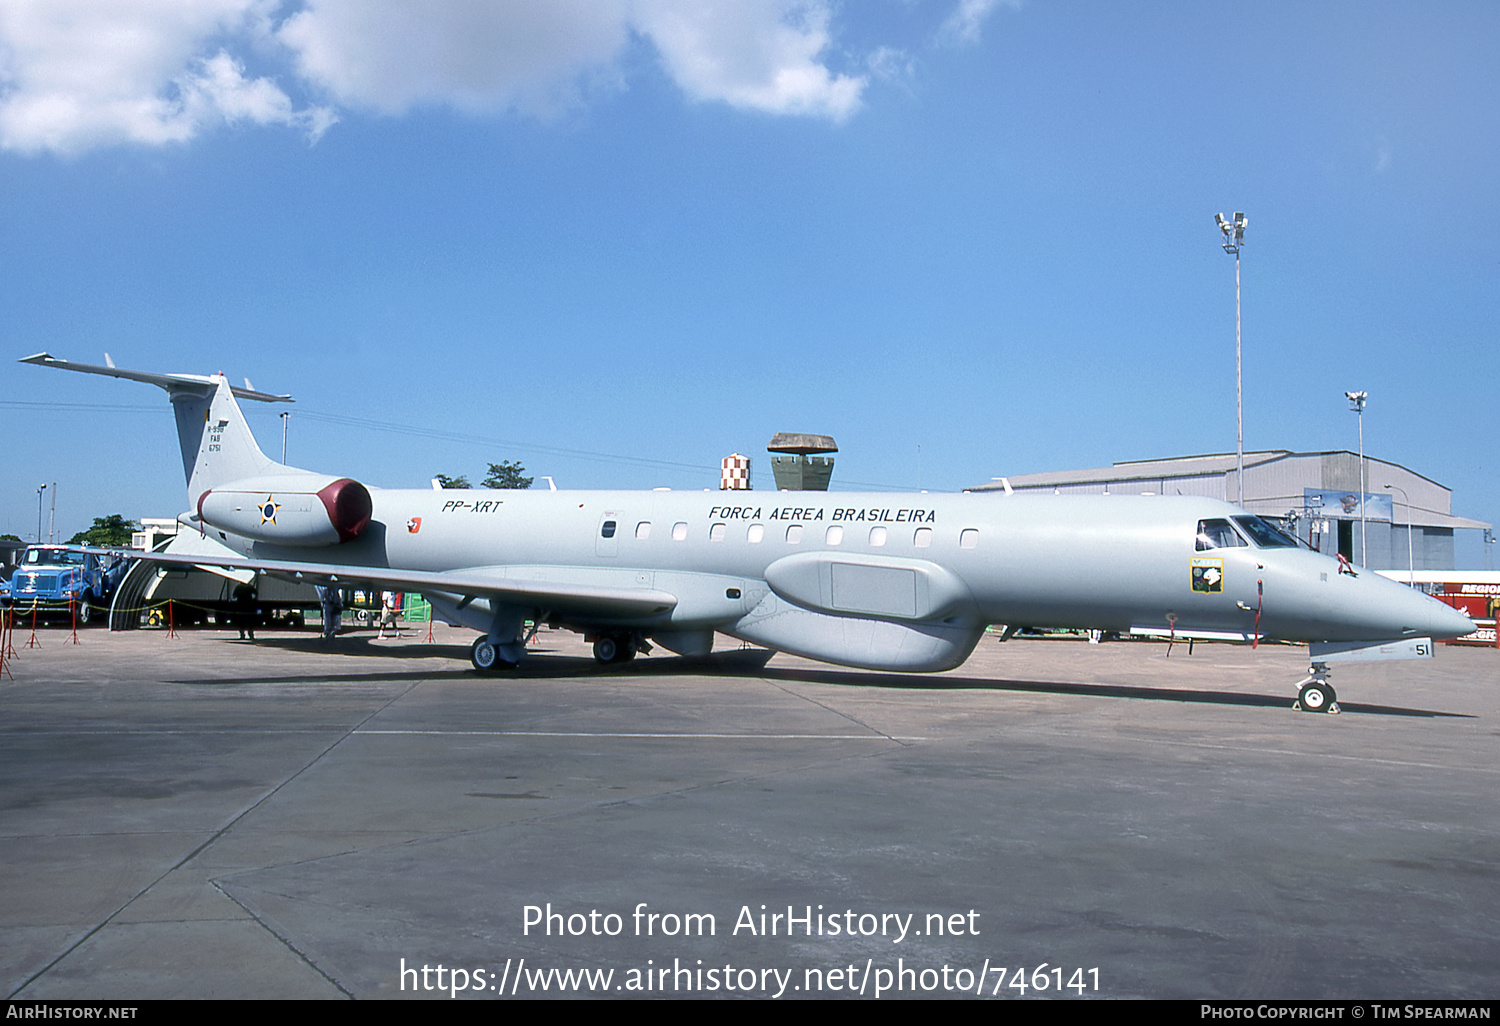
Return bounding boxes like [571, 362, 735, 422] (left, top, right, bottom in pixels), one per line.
[259, 496, 280, 526]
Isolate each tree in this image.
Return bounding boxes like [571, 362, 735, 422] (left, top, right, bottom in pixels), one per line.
[68, 514, 138, 547]
[434, 474, 471, 489]
[481, 461, 532, 489]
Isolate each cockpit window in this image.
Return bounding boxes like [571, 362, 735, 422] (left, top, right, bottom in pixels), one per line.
[1233, 515, 1300, 548]
[1195, 519, 1247, 550]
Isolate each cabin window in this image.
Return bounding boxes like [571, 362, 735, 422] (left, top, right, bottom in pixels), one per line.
[960, 528, 979, 549]
[1196, 518, 1247, 550]
[710, 523, 726, 542]
[747, 524, 764, 543]
[636, 522, 651, 540]
[786, 524, 803, 544]
[914, 527, 933, 548]
[826, 525, 844, 546]
[601, 520, 617, 539]
[672, 522, 688, 541]
[869, 526, 887, 547]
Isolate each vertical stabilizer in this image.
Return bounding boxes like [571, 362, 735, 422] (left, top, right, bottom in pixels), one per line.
[18, 352, 303, 500]
[175, 376, 283, 497]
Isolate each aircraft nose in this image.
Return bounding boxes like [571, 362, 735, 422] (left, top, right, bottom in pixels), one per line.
[1385, 581, 1475, 640]
[1331, 572, 1478, 641]
[1428, 598, 1476, 640]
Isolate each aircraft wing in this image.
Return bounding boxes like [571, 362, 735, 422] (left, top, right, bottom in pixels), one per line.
[127, 549, 678, 620]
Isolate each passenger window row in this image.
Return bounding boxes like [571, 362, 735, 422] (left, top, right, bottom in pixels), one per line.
[604, 521, 981, 549]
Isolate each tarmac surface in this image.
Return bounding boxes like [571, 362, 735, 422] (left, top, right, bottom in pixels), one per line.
[2, 620, 1497, 1000]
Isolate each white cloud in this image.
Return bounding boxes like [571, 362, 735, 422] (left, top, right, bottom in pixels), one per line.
[0, 0, 870, 155]
[180, 50, 337, 139]
[0, 0, 331, 155]
[866, 45, 915, 84]
[277, 0, 630, 117]
[632, 0, 864, 121]
[938, 0, 1019, 47]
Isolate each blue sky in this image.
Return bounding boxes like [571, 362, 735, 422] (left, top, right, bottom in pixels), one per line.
[1, 1, 1495, 565]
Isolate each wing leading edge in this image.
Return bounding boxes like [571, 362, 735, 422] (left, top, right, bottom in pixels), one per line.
[127, 549, 677, 621]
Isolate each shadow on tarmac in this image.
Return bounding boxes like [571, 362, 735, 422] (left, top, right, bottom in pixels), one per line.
[164, 641, 1468, 719]
[751, 665, 1471, 719]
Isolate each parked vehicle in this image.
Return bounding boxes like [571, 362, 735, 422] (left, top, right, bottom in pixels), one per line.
[0, 545, 128, 626]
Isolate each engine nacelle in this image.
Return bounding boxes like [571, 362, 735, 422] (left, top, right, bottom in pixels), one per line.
[196, 475, 372, 546]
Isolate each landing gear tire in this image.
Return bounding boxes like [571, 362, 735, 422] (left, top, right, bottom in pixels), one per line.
[1297, 680, 1337, 714]
[471, 636, 516, 674]
[593, 634, 636, 665]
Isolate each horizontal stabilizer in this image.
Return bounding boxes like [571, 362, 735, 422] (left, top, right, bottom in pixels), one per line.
[19, 352, 292, 403]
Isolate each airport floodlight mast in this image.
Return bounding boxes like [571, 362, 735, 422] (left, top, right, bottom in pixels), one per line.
[1216, 211, 1248, 505]
[1346, 390, 1367, 565]
[35, 483, 46, 544]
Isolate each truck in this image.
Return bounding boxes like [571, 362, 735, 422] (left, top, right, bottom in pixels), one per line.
[0, 544, 129, 626]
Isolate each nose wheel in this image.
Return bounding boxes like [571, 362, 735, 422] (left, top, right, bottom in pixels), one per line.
[1292, 663, 1339, 714]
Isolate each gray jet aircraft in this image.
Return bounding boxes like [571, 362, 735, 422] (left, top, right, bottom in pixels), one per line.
[22, 353, 1474, 712]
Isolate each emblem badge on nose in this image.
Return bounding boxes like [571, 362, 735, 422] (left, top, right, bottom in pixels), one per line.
[407, 517, 422, 534]
[1191, 557, 1223, 593]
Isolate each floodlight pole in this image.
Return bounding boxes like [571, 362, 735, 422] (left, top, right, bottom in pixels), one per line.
[35, 484, 46, 544]
[1346, 390, 1368, 566]
[1216, 212, 1247, 506]
[1385, 483, 1413, 585]
[280, 411, 290, 464]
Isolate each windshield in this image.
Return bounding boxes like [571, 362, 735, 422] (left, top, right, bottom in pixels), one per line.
[24, 549, 84, 566]
[1232, 516, 1301, 548]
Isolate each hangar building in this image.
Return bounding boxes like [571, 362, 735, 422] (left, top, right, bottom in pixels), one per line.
[972, 450, 1490, 572]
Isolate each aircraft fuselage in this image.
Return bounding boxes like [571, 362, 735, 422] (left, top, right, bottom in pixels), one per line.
[201, 486, 1471, 671]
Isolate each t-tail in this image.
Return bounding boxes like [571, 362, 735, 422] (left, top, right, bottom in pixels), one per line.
[20, 353, 372, 548]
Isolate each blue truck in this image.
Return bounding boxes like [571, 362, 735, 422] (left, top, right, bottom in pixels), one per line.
[0, 544, 129, 626]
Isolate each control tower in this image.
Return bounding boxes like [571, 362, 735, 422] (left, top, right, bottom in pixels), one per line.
[768, 433, 837, 491]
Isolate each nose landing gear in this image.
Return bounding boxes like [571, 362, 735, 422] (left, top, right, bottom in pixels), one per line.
[1292, 663, 1339, 714]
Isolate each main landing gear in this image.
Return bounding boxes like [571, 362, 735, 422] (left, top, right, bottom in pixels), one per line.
[591, 632, 639, 665]
[470, 636, 518, 674]
[1292, 662, 1339, 714]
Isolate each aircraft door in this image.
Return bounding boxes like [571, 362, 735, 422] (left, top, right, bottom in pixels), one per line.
[596, 513, 620, 558]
